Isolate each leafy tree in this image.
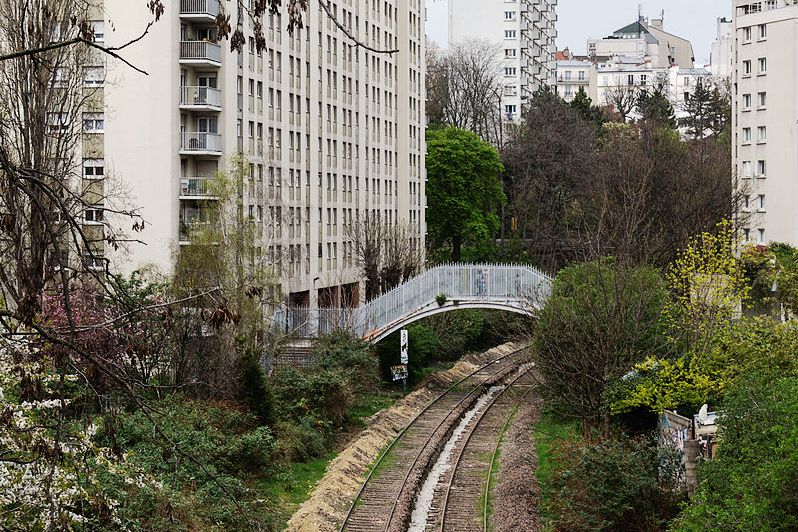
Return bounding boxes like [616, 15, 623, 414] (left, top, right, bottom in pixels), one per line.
[680, 82, 731, 140]
[569, 87, 606, 132]
[664, 221, 749, 350]
[534, 259, 667, 435]
[675, 373, 798, 531]
[637, 86, 676, 129]
[426, 127, 505, 261]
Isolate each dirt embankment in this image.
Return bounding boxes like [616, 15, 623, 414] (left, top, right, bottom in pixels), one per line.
[284, 342, 523, 532]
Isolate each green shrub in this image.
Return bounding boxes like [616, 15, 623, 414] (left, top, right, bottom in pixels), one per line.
[272, 419, 330, 463]
[239, 347, 275, 426]
[548, 435, 685, 531]
[271, 366, 354, 427]
[674, 373, 798, 531]
[313, 331, 377, 392]
[226, 425, 276, 473]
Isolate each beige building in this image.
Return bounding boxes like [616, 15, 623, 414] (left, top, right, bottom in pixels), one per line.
[733, 0, 798, 245]
[588, 15, 695, 69]
[448, 0, 557, 120]
[99, 0, 426, 308]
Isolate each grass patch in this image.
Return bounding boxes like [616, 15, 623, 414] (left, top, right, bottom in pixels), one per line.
[533, 411, 581, 525]
[255, 452, 336, 528]
[347, 388, 403, 428]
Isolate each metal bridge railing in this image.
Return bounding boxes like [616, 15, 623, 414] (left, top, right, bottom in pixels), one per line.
[271, 263, 553, 340]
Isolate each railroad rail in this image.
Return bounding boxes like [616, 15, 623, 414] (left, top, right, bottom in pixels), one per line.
[438, 365, 537, 531]
[339, 346, 531, 532]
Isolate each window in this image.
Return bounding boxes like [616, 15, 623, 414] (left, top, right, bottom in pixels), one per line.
[504, 85, 518, 96]
[51, 67, 68, 87]
[564, 70, 572, 80]
[757, 160, 767, 177]
[758, 194, 766, 211]
[758, 228, 766, 244]
[640, 74, 647, 85]
[759, 24, 768, 39]
[742, 194, 750, 211]
[743, 60, 752, 76]
[504, 48, 517, 58]
[758, 126, 767, 142]
[505, 104, 517, 116]
[504, 67, 517, 76]
[84, 207, 104, 224]
[742, 160, 752, 178]
[743, 127, 752, 143]
[758, 91, 767, 108]
[83, 159, 104, 179]
[627, 74, 634, 86]
[578, 71, 586, 81]
[47, 112, 69, 133]
[90, 21, 105, 42]
[504, 10, 516, 20]
[504, 30, 516, 39]
[83, 66, 104, 86]
[85, 253, 105, 270]
[83, 113, 104, 133]
[743, 26, 752, 41]
[758, 57, 767, 74]
[743, 93, 752, 110]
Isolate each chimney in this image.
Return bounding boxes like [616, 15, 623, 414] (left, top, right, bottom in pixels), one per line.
[650, 18, 664, 29]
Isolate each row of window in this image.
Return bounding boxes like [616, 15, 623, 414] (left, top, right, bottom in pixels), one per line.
[46, 112, 105, 133]
[741, 126, 767, 143]
[741, 23, 768, 41]
[742, 91, 768, 110]
[742, 194, 767, 211]
[742, 57, 767, 76]
[741, 159, 767, 178]
[742, 228, 767, 243]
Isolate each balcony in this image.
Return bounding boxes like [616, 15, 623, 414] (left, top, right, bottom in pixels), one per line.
[180, 41, 221, 67]
[179, 0, 220, 22]
[179, 86, 222, 111]
[179, 177, 219, 199]
[179, 132, 222, 155]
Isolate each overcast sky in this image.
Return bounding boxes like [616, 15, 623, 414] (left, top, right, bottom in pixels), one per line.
[426, 0, 731, 66]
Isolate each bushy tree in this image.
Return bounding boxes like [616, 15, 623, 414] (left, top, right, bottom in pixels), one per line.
[548, 435, 685, 531]
[426, 127, 505, 260]
[675, 373, 798, 530]
[534, 259, 667, 435]
[637, 85, 676, 129]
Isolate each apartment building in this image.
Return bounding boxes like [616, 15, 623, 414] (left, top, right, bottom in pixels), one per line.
[710, 17, 734, 78]
[554, 56, 591, 102]
[101, 0, 426, 309]
[588, 15, 695, 68]
[733, 0, 798, 245]
[448, 0, 557, 121]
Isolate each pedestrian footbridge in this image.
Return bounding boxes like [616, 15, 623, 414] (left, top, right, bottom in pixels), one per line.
[272, 264, 553, 343]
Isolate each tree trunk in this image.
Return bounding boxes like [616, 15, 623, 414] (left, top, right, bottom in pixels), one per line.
[452, 235, 462, 261]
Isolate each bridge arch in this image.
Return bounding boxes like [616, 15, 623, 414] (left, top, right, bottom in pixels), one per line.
[272, 264, 553, 342]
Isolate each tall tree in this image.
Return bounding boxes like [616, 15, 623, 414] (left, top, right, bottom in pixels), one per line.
[425, 40, 506, 147]
[637, 85, 677, 129]
[426, 127, 505, 261]
[603, 84, 639, 122]
[569, 87, 606, 132]
[681, 82, 731, 140]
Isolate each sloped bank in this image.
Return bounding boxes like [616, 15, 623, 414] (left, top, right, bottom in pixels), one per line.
[284, 342, 524, 532]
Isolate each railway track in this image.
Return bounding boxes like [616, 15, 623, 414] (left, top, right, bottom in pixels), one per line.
[339, 346, 531, 532]
[437, 365, 537, 531]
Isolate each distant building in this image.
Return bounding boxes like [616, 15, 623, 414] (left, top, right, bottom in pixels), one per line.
[554, 58, 592, 102]
[733, 0, 798, 246]
[710, 17, 734, 78]
[587, 15, 695, 68]
[448, 0, 558, 121]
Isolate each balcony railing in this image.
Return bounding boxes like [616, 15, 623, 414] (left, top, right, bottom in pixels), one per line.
[180, 0, 219, 18]
[180, 41, 222, 64]
[180, 177, 218, 198]
[180, 132, 222, 153]
[180, 86, 222, 109]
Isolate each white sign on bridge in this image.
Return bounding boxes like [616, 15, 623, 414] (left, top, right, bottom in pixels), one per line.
[400, 329, 408, 364]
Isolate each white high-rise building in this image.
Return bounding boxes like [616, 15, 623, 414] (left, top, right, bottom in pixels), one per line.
[99, 0, 426, 308]
[710, 17, 734, 78]
[448, 0, 557, 121]
[733, 0, 798, 246]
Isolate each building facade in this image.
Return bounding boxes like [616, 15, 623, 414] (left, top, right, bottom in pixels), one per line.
[733, 0, 798, 245]
[587, 16, 695, 69]
[554, 57, 592, 102]
[448, 0, 557, 121]
[100, 0, 426, 309]
[710, 17, 734, 78]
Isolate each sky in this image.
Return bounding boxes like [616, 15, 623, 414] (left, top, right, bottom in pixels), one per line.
[426, 0, 731, 67]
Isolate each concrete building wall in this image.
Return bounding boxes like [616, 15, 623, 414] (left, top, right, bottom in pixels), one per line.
[102, 0, 426, 308]
[449, 0, 557, 120]
[733, 0, 798, 246]
[710, 17, 734, 77]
